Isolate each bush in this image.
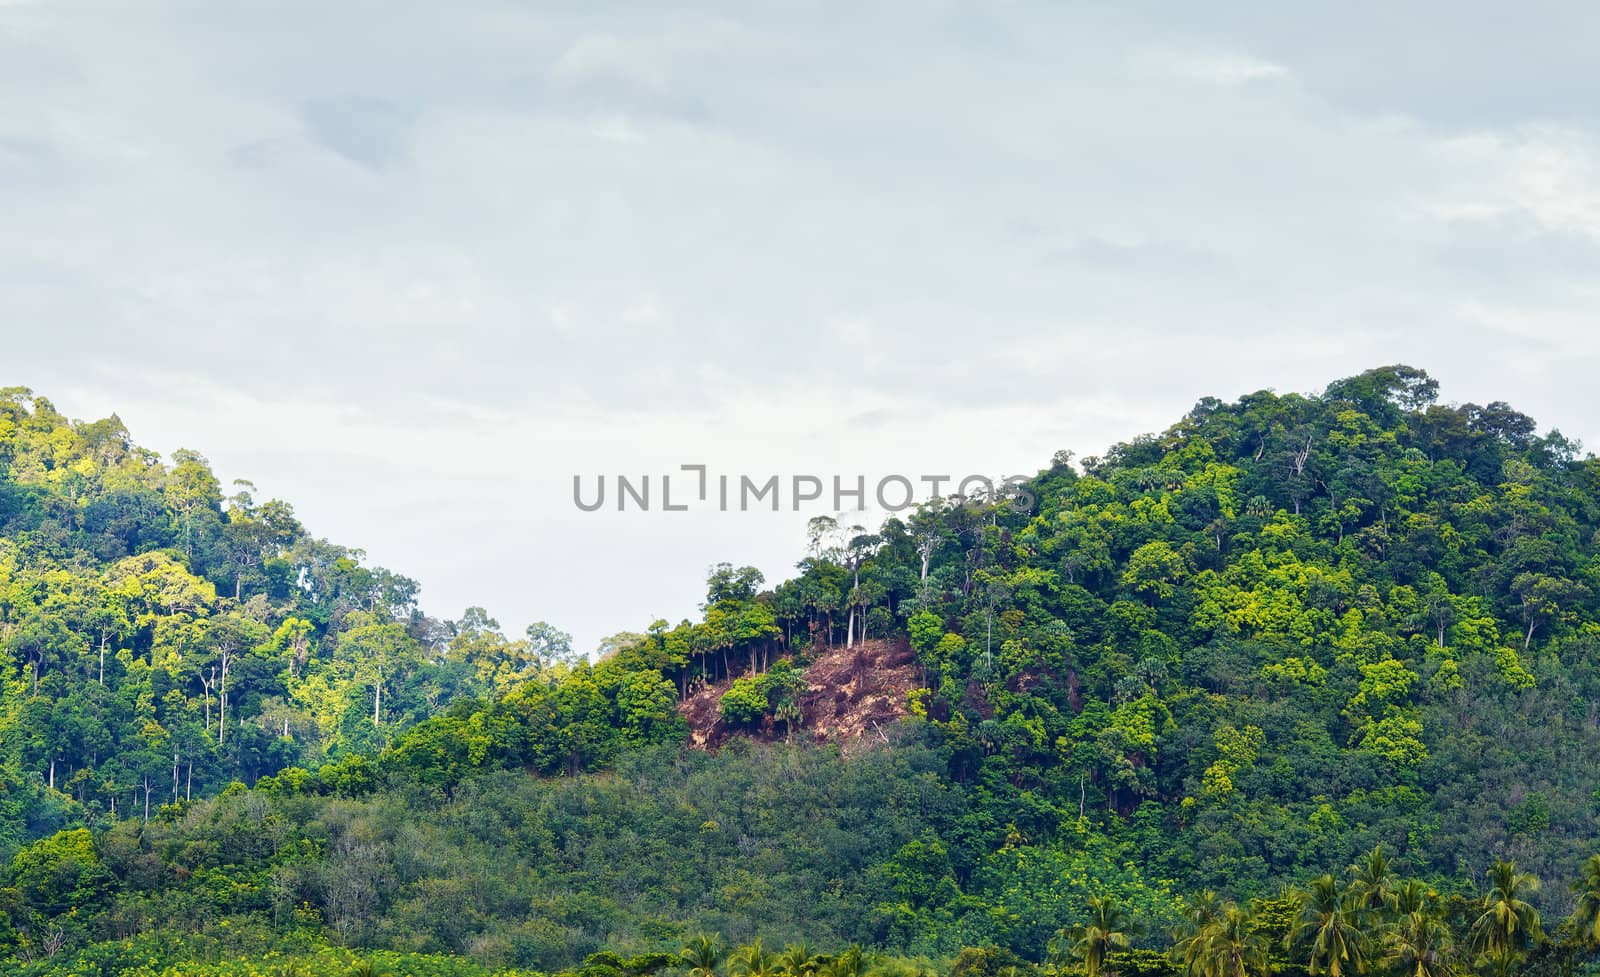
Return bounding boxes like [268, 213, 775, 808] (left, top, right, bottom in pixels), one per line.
[720, 678, 767, 726]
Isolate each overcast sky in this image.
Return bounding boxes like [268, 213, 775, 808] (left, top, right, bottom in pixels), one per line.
[4, 1, 1599, 651]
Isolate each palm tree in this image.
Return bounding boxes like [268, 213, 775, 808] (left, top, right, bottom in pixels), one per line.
[1179, 902, 1270, 977]
[1179, 891, 1225, 936]
[1383, 908, 1457, 977]
[778, 943, 819, 977]
[1172, 891, 1226, 977]
[682, 934, 724, 977]
[1292, 874, 1369, 977]
[1348, 846, 1399, 920]
[1391, 880, 1432, 918]
[1061, 895, 1134, 977]
[1470, 860, 1541, 961]
[1570, 854, 1600, 947]
[821, 945, 868, 977]
[731, 939, 778, 977]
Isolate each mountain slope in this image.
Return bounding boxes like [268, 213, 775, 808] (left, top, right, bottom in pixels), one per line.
[6, 366, 1600, 973]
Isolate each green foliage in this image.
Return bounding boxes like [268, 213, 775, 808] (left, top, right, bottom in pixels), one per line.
[8, 368, 1600, 976]
[721, 678, 768, 726]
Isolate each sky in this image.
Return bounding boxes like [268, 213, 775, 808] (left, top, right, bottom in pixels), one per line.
[4, 1, 1600, 652]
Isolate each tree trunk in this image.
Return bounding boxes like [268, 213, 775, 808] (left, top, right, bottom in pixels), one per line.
[218, 650, 232, 746]
[201, 668, 215, 735]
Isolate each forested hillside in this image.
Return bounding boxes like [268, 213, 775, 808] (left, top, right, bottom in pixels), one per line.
[0, 385, 598, 842]
[6, 367, 1600, 977]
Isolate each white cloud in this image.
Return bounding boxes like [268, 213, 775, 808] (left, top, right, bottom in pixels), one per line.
[4, 1, 1599, 648]
[1132, 47, 1291, 86]
[1427, 127, 1600, 238]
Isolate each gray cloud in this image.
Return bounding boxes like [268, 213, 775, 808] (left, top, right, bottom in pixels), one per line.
[301, 96, 415, 169]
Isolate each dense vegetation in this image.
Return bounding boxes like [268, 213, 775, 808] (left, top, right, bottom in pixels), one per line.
[5, 367, 1600, 976]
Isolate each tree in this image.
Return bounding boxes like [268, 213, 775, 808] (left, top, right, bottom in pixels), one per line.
[706, 563, 765, 606]
[1509, 573, 1586, 650]
[1469, 861, 1540, 964]
[731, 939, 778, 977]
[203, 611, 266, 746]
[1570, 854, 1600, 947]
[1059, 895, 1133, 977]
[681, 934, 724, 977]
[1347, 846, 1398, 919]
[338, 615, 419, 729]
[1383, 904, 1457, 977]
[616, 670, 684, 745]
[165, 449, 222, 558]
[842, 531, 881, 648]
[909, 502, 949, 602]
[526, 621, 577, 668]
[720, 678, 767, 727]
[1291, 875, 1368, 977]
[1122, 542, 1189, 602]
[1174, 902, 1269, 977]
[778, 943, 820, 977]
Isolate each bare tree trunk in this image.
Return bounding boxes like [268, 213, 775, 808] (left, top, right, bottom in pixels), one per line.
[218, 648, 233, 746]
[201, 667, 215, 735]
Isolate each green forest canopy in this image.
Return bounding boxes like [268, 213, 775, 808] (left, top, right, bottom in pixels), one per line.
[4, 367, 1600, 976]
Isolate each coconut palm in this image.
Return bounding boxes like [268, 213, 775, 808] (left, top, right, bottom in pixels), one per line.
[778, 943, 820, 977]
[1391, 880, 1433, 918]
[1570, 854, 1600, 947]
[821, 945, 869, 977]
[682, 934, 724, 977]
[731, 940, 779, 977]
[1292, 874, 1369, 977]
[1179, 891, 1225, 937]
[1470, 860, 1541, 960]
[1172, 890, 1227, 977]
[1060, 895, 1134, 977]
[1383, 908, 1458, 977]
[1183, 902, 1270, 977]
[1348, 846, 1399, 920]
